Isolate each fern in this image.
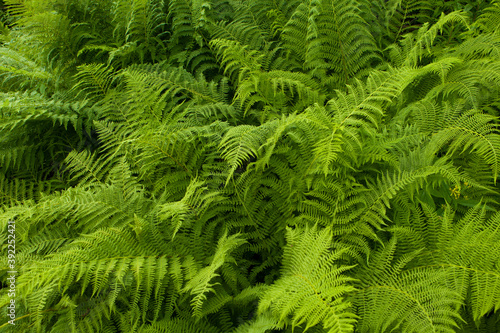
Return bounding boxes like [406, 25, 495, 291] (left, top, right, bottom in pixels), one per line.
[281, 0, 379, 88]
[352, 238, 462, 333]
[3, 1, 500, 332]
[112, 0, 167, 63]
[258, 225, 357, 333]
[475, 0, 500, 34]
[183, 231, 246, 319]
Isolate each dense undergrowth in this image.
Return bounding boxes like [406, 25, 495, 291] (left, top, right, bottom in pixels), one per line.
[1, 0, 500, 332]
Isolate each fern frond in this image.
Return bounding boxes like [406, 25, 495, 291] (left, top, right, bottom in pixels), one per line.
[231, 311, 281, 333]
[352, 239, 462, 333]
[158, 178, 225, 240]
[401, 11, 469, 67]
[281, 0, 379, 88]
[386, 0, 434, 43]
[71, 63, 116, 102]
[475, 0, 500, 34]
[258, 225, 357, 333]
[10, 227, 176, 330]
[208, 13, 268, 51]
[411, 101, 500, 182]
[422, 204, 500, 320]
[64, 150, 115, 187]
[167, 0, 210, 50]
[137, 317, 220, 333]
[304, 67, 417, 175]
[112, 0, 167, 63]
[183, 231, 246, 319]
[0, 47, 53, 91]
[210, 38, 263, 84]
[219, 123, 278, 182]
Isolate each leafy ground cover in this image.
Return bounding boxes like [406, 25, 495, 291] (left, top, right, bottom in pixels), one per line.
[1, 0, 500, 332]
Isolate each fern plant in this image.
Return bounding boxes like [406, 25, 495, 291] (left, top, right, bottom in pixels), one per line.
[2, 1, 500, 333]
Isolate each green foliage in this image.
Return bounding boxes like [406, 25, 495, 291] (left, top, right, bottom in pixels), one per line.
[281, 0, 380, 88]
[258, 226, 357, 332]
[1, 0, 500, 332]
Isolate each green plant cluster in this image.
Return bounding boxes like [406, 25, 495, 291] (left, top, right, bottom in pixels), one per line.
[1, 0, 500, 332]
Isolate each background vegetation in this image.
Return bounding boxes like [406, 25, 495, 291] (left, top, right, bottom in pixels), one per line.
[1, 0, 500, 332]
